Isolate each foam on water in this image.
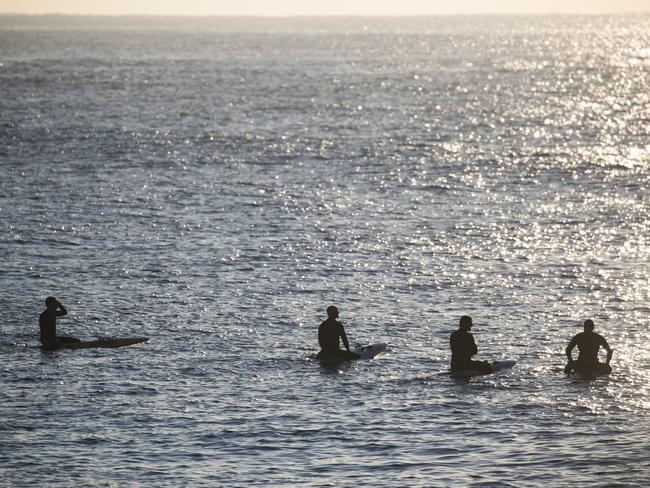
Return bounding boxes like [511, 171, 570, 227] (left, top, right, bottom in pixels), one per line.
[1, 14, 649, 486]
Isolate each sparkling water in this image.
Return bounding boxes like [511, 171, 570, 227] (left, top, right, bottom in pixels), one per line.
[1, 15, 649, 486]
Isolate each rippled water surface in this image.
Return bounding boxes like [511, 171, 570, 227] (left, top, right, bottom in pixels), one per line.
[1, 15, 649, 486]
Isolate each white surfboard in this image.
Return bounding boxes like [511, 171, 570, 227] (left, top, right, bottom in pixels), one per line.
[353, 342, 388, 360]
[451, 359, 516, 377]
[492, 359, 516, 372]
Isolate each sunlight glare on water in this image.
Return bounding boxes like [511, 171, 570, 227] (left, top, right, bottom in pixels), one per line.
[1, 13, 649, 487]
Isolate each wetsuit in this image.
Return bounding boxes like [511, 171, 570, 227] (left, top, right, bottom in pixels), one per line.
[450, 329, 492, 373]
[39, 305, 68, 351]
[316, 318, 359, 359]
[566, 331, 612, 374]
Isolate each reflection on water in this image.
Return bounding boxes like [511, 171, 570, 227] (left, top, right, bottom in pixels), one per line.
[1, 13, 649, 487]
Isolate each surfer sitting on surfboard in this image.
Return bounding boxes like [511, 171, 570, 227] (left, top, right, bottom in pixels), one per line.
[565, 319, 613, 375]
[450, 316, 492, 373]
[316, 305, 360, 360]
[39, 297, 80, 351]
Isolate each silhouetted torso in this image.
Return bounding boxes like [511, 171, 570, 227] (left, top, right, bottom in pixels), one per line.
[568, 331, 610, 365]
[318, 318, 346, 353]
[450, 329, 478, 369]
[316, 316, 360, 360]
[39, 308, 66, 351]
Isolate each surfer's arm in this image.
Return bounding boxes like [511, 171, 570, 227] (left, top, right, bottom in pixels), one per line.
[56, 302, 67, 317]
[602, 338, 613, 364]
[565, 337, 577, 361]
[340, 328, 351, 352]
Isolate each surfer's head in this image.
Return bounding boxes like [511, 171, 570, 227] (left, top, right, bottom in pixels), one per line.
[45, 296, 58, 309]
[326, 305, 339, 319]
[583, 319, 595, 331]
[459, 315, 473, 331]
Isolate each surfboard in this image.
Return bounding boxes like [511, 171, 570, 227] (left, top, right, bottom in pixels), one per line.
[353, 342, 388, 360]
[450, 359, 516, 377]
[62, 337, 149, 349]
[316, 342, 387, 361]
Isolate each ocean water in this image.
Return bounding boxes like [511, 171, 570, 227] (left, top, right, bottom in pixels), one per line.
[1, 15, 649, 486]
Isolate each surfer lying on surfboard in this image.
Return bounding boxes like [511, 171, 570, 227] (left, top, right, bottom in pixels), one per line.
[39, 296, 80, 351]
[450, 316, 493, 374]
[316, 305, 360, 360]
[565, 319, 613, 375]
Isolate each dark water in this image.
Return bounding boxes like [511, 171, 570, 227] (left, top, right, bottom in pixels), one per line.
[1, 15, 649, 486]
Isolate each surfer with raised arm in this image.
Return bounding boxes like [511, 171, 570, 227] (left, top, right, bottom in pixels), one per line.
[450, 315, 493, 373]
[39, 297, 79, 351]
[316, 305, 360, 360]
[565, 319, 613, 375]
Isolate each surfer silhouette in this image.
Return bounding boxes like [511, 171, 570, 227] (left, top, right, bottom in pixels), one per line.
[39, 297, 79, 351]
[316, 305, 360, 360]
[450, 315, 493, 373]
[565, 319, 613, 375]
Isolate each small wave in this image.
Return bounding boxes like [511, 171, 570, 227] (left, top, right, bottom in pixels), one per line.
[76, 436, 107, 445]
[39, 238, 82, 247]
